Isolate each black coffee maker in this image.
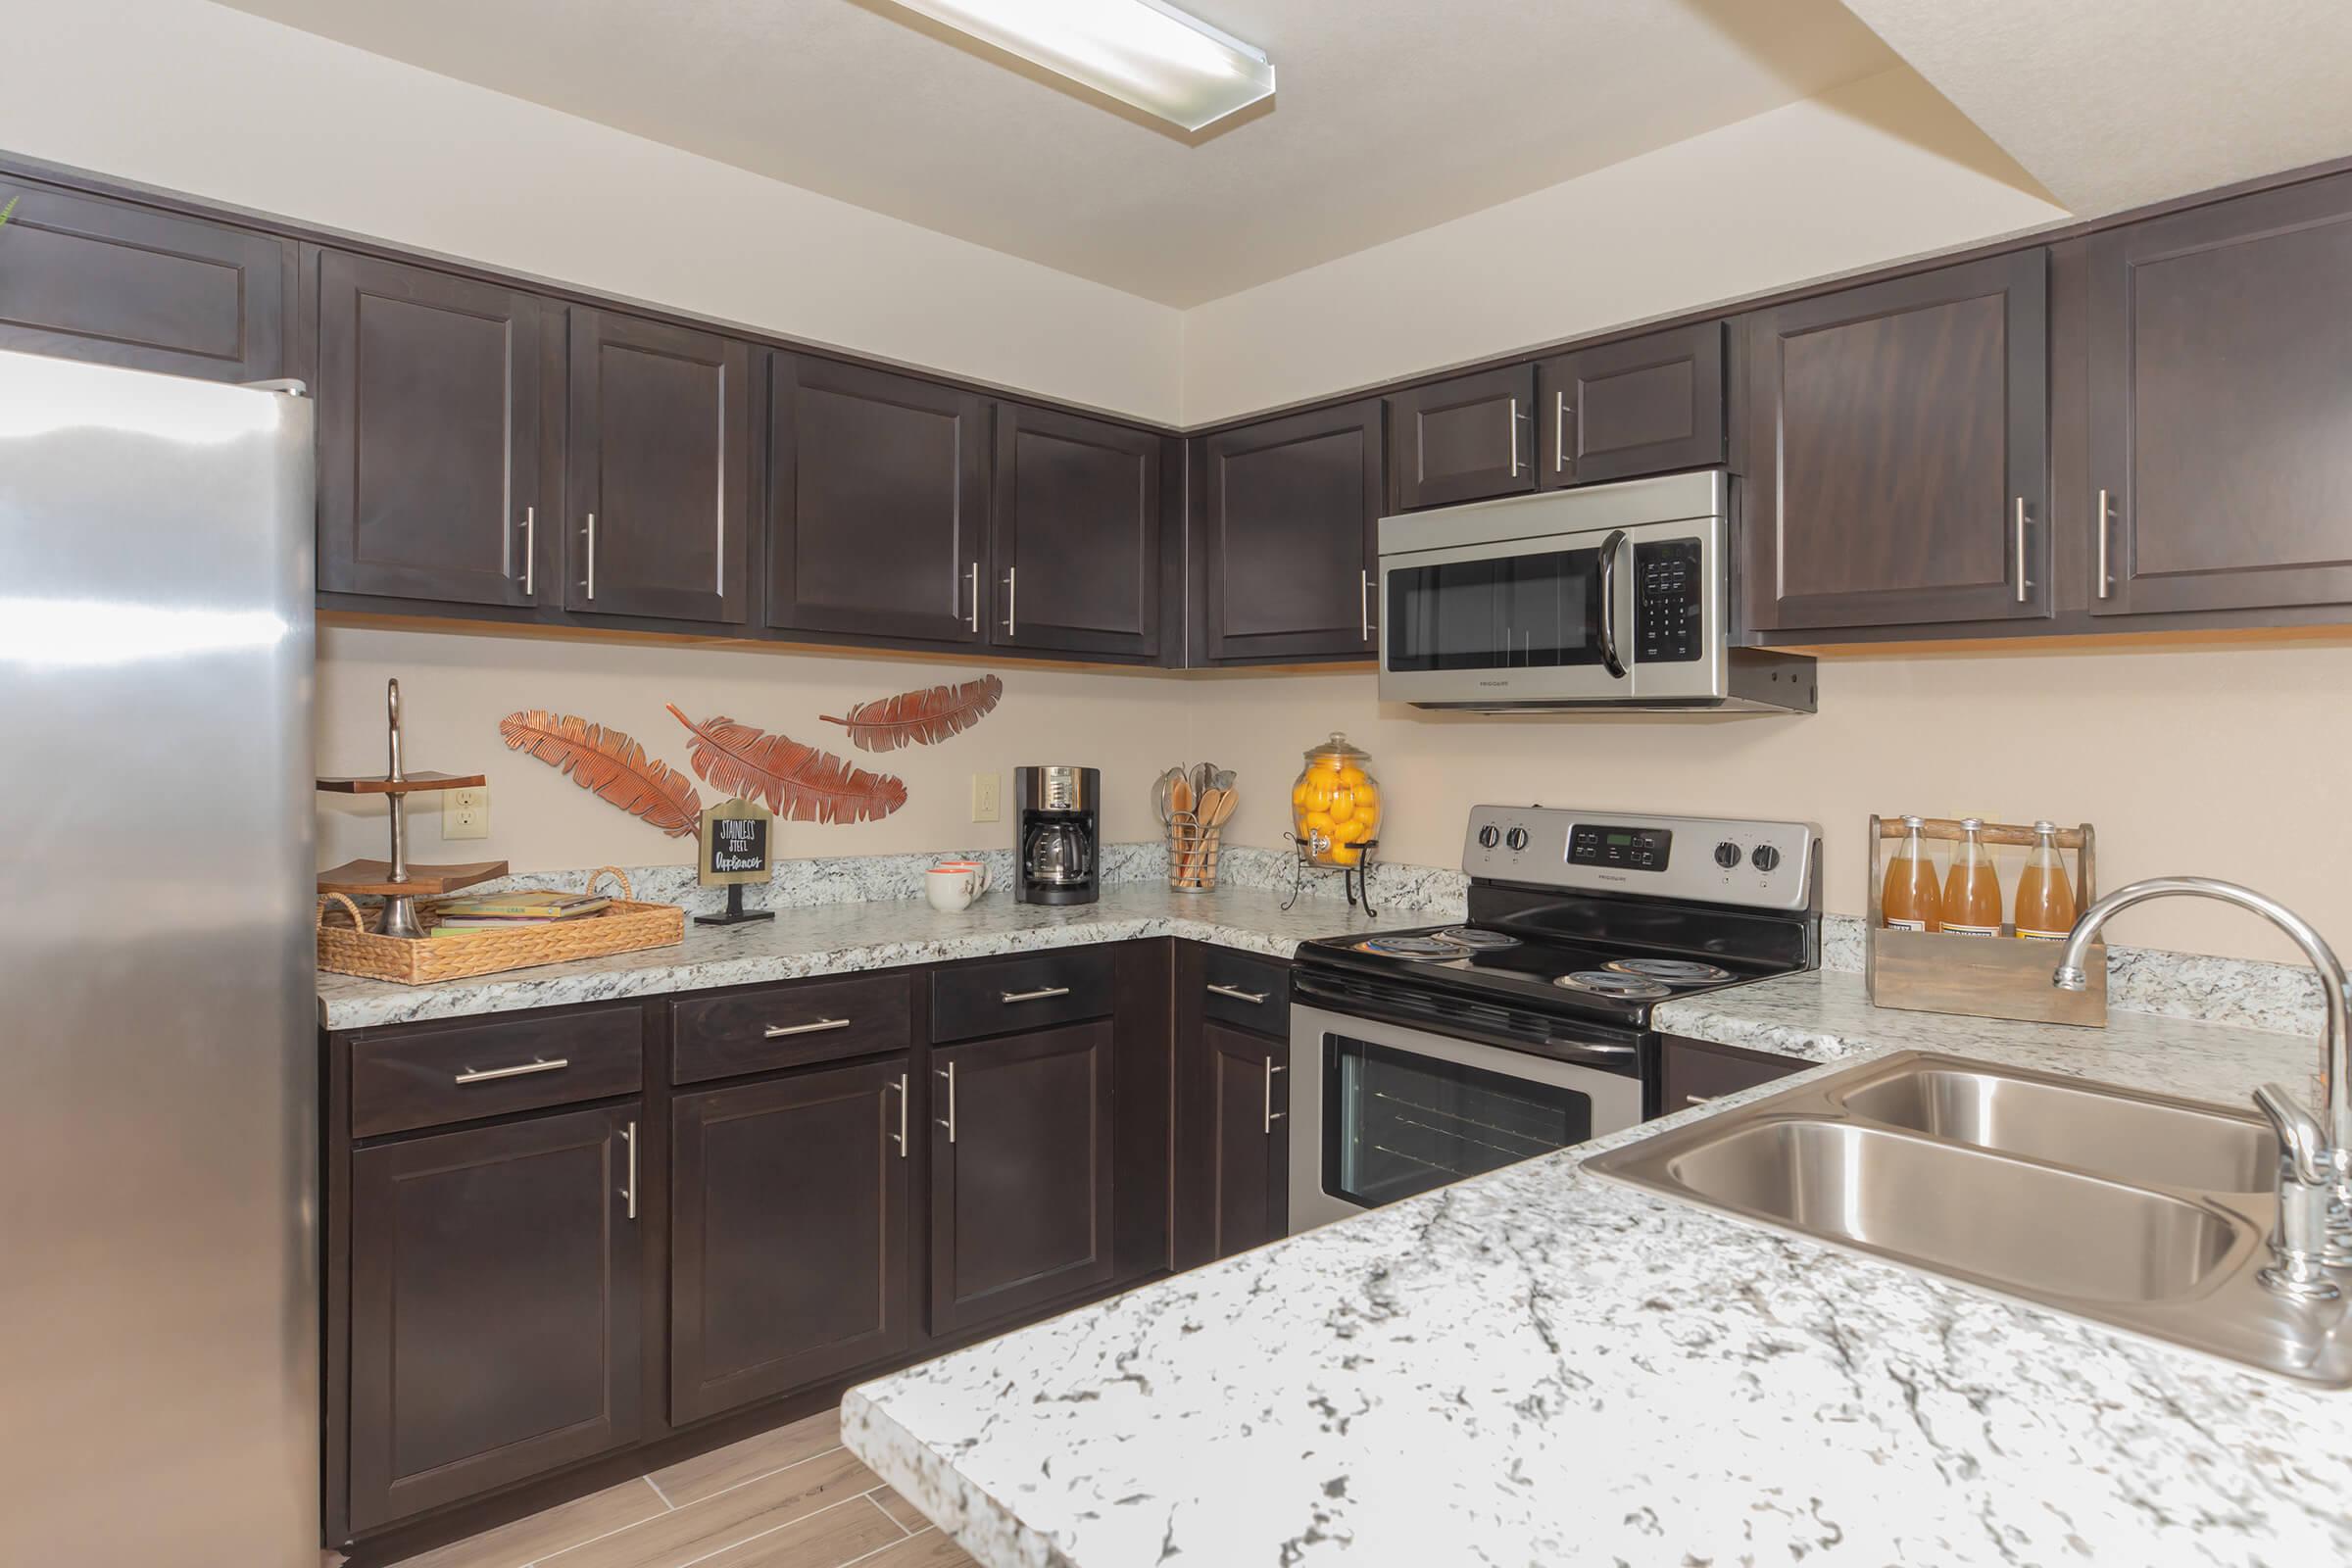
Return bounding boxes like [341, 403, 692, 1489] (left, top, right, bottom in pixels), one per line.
[1014, 765, 1100, 906]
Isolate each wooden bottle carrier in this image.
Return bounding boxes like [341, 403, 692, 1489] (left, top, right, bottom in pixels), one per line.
[1866, 816, 2105, 1027]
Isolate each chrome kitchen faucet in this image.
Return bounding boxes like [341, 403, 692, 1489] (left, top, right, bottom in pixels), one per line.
[2054, 877, 2352, 1298]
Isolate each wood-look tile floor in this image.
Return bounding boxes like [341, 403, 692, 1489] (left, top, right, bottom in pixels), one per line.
[390, 1411, 974, 1568]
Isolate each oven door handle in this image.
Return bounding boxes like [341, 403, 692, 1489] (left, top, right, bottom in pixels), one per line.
[1596, 528, 1628, 680]
[1288, 974, 1642, 1067]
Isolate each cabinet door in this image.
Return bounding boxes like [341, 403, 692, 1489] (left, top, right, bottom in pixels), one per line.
[1539, 321, 1726, 489]
[1175, 1022, 1289, 1269]
[1197, 400, 1384, 663]
[765, 356, 987, 644]
[1655, 1036, 1806, 1118]
[993, 403, 1162, 659]
[1386, 365, 1538, 511]
[2088, 175, 2352, 616]
[348, 1105, 642, 1532]
[671, 1060, 912, 1424]
[929, 1022, 1115, 1335]
[1746, 251, 2049, 631]
[565, 308, 750, 623]
[0, 177, 285, 381]
[317, 252, 544, 606]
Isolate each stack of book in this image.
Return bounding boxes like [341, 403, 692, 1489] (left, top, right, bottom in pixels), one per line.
[427, 890, 612, 937]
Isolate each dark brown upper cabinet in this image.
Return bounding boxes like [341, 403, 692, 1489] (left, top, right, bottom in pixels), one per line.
[1745, 250, 2050, 633]
[346, 1104, 642, 1533]
[2087, 174, 2352, 618]
[0, 179, 286, 382]
[1174, 1019, 1289, 1271]
[765, 356, 987, 645]
[928, 1021, 1115, 1337]
[992, 403, 1162, 660]
[1196, 400, 1385, 664]
[669, 1059, 912, 1426]
[316, 252, 546, 607]
[1538, 321, 1727, 489]
[1386, 364, 1538, 511]
[565, 308, 750, 624]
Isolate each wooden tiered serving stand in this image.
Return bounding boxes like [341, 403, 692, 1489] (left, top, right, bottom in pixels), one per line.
[316, 679, 506, 938]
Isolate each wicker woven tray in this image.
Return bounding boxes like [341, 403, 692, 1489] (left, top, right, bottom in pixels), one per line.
[317, 866, 685, 986]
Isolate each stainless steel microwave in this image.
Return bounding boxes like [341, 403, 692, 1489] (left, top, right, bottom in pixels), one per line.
[1375, 470, 1815, 712]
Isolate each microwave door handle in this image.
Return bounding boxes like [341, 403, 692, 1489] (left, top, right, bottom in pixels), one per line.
[1596, 528, 1628, 679]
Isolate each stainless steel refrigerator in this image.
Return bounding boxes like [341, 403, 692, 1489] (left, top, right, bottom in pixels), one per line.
[0, 349, 318, 1565]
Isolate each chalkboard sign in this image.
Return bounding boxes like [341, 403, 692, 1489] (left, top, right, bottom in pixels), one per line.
[698, 797, 772, 887]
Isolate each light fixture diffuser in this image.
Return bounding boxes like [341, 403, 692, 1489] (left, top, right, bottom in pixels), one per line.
[886, 0, 1275, 131]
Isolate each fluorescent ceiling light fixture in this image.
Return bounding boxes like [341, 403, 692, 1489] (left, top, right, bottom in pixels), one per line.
[887, 0, 1275, 131]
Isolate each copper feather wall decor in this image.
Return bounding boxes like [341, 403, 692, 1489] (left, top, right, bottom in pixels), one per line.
[819, 674, 1004, 753]
[665, 705, 908, 824]
[498, 710, 703, 838]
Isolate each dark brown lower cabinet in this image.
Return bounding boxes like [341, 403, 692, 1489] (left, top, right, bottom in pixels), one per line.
[347, 1104, 643, 1533]
[1655, 1035, 1806, 1116]
[669, 1059, 913, 1424]
[929, 1022, 1116, 1335]
[1175, 1020, 1290, 1269]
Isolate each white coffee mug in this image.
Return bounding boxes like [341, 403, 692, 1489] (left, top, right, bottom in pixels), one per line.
[926, 858, 990, 912]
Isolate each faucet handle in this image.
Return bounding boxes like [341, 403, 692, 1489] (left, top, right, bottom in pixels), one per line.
[2253, 1082, 2332, 1186]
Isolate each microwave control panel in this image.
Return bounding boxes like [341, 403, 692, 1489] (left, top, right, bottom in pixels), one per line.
[1634, 538, 1702, 663]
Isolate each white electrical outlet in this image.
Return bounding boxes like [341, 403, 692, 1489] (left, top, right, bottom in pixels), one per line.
[971, 772, 1001, 823]
[443, 786, 490, 840]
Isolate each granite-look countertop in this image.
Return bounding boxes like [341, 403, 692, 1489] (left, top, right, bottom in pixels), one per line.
[317, 884, 1448, 1032]
[843, 968, 2350, 1568]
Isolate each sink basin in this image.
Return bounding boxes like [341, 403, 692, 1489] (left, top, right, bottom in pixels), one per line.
[1588, 1051, 2352, 1386]
[1833, 1060, 2278, 1195]
[1661, 1118, 2239, 1303]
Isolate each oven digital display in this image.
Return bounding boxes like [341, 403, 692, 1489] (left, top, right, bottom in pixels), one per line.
[1569, 823, 1671, 871]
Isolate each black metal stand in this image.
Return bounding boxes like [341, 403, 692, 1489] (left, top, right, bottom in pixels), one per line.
[694, 883, 775, 926]
[1279, 835, 1380, 918]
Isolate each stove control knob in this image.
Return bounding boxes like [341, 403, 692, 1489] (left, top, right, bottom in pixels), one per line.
[1749, 844, 1782, 873]
[1505, 827, 1531, 852]
[1713, 841, 1742, 869]
[1477, 825, 1501, 850]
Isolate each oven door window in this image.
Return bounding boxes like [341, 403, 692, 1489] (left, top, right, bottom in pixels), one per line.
[1323, 1034, 1594, 1210]
[1386, 548, 1602, 671]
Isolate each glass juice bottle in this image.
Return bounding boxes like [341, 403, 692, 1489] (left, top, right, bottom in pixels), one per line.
[1882, 815, 1943, 933]
[1941, 817, 2004, 937]
[2013, 819, 2078, 942]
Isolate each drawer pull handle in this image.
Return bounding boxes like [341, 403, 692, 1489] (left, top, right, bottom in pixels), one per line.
[1685, 1094, 1718, 1106]
[454, 1055, 568, 1086]
[1264, 1058, 1287, 1134]
[999, 985, 1071, 1004]
[763, 1017, 852, 1039]
[1206, 983, 1268, 1004]
[936, 1062, 956, 1144]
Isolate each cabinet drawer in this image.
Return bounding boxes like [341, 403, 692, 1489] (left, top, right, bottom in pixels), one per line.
[350, 1006, 642, 1138]
[1656, 1035, 1806, 1117]
[930, 948, 1115, 1045]
[671, 973, 913, 1085]
[1198, 949, 1290, 1036]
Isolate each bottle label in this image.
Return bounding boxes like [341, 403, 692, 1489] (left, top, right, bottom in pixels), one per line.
[1943, 921, 2001, 938]
[1885, 917, 1928, 933]
[2015, 927, 2070, 943]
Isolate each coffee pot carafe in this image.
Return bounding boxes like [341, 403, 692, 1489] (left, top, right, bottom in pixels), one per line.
[1014, 765, 1100, 906]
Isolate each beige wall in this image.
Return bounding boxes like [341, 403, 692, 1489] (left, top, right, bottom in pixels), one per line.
[0, 0, 1184, 422]
[317, 627, 1187, 874]
[1179, 67, 2068, 423]
[1191, 643, 2352, 966]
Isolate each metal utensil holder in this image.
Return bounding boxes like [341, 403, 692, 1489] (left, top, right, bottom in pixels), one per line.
[1168, 811, 1223, 892]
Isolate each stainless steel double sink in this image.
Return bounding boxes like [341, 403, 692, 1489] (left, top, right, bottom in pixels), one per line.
[1587, 1052, 2352, 1385]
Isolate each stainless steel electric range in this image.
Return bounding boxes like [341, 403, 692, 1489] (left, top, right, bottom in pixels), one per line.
[1288, 806, 1821, 1233]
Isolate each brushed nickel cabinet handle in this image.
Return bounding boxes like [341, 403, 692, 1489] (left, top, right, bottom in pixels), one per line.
[1507, 396, 1522, 478]
[620, 1119, 638, 1221]
[1264, 1059, 1287, 1134]
[1685, 1094, 1717, 1106]
[1205, 983, 1268, 1004]
[1360, 568, 1378, 642]
[999, 985, 1070, 1004]
[2014, 497, 2030, 604]
[454, 1055, 567, 1085]
[891, 1072, 908, 1157]
[763, 1017, 851, 1039]
[521, 505, 535, 597]
[2095, 488, 2112, 600]
[1004, 566, 1017, 636]
[584, 512, 597, 601]
[935, 1062, 956, 1144]
[967, 562, 980, 632]
[1554, 392, 1572, 473]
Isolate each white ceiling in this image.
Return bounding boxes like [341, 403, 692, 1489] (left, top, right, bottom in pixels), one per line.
[212, 0, 1898, 306]
[1841, 0, 2352, 219]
